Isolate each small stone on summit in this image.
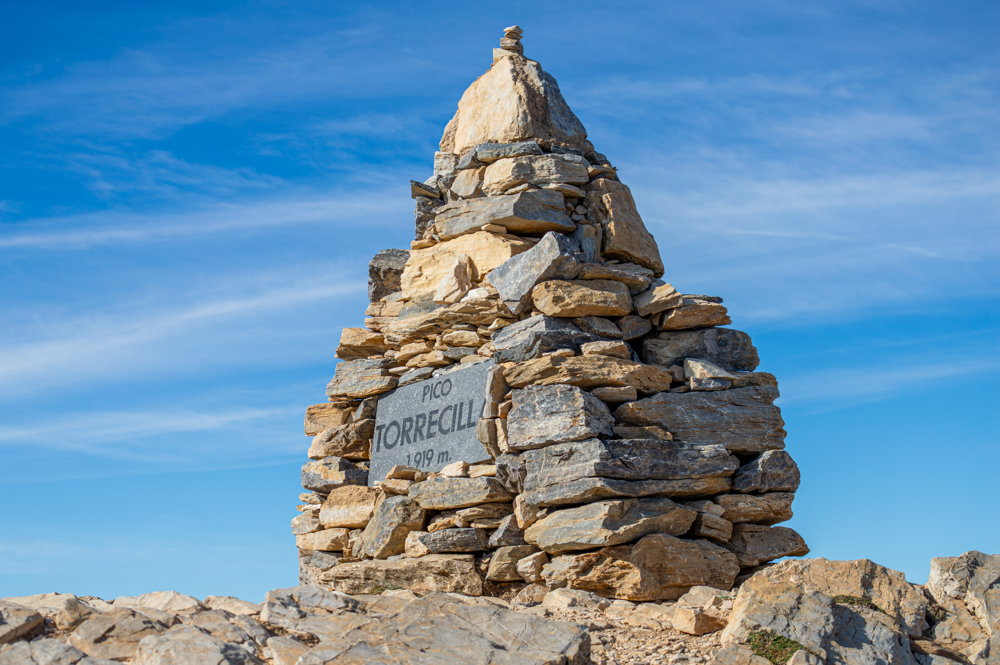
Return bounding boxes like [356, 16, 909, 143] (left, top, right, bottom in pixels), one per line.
[504, 25, 523, 35]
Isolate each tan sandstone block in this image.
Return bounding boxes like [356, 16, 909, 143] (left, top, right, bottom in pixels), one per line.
[532, 279, 632, 318]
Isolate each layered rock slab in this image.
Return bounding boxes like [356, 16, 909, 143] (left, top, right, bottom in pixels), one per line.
[487, 232, 581, 315]
[503, 354, 675, 393]
[320, 556, 484, 596]
[642, 328, 759, 371]
[491, 315, 597, 362]
[505, 384, 614, 451]
[433, 189, 574, 240]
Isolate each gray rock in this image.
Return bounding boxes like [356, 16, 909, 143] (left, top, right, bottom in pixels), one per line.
[0, 600, 43, 645]
[409, 477, 513, 510]
[506, 384, 614, 451]
[491, 315, 598, 362]
[927, 550, 1000, 636]
[434, 190, 574, 241]
[573, 223, 601, 263]
[325, 358, 398, 400]
[355, 495, 426, 559]
[131, 625, 262, 665]
[585, 178, 664, 277]
[186, 611, 263, 653]
[577, 262, 655, 295]
[69, 608, 169, 661]
[733, 450, 801, 493]
[495, 454, 526, 494]
[689, 513, 734, 542]
[320, 556, 484, 597]
[474, 140, 543, 163]
[614, 386, 785, 454]
[486, 545, 540, 581]
[522, 438, 738, 493]
[616, 314, 653, 341]
[525, 498, 697, 554]
[716, 493, 795, 525]
[408, 528, 489, 553]
[410, 180, 441, 199]
[542, 534, 740, 601]
[368, 249, 409, 303]
[0, 638, 116, 665]
[642, 328, 759, 371]
[726, 524, 810, 567]
[414, 196, 443, 240]
[300, 457, 368, 493]
[572, 316, 623, 339]
[487, 232, 582, 315]
[260, 586, 362, 629]
[488, 515, 528, 547]
[521, 476, 733, 510]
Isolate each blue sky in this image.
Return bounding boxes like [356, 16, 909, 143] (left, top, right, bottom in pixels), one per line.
[1, 1, 997, 602]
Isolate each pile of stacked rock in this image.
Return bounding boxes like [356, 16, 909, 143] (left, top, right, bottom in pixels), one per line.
[293, 27, 809, 601]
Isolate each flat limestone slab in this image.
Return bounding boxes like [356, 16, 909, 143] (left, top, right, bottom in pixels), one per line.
[502, 355, 675, 393]
[520, 476, 733, 510]
[320, 555, 484, 596]
[433, 189, 574, 240]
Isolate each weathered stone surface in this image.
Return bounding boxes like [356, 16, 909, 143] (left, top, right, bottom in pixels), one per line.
[400, 232, 532, 299]
[690, 512, 734, 542]
[355, 495, 426, 559]
[319, 486, 379, 529]
[612, 424, 672, 440]
[0, 638, 119, 665]
[506, 384, 614, 451]
[522, 438, 737, 493]
[307, 419, 374, 461]
[321, 556, 484, 596]
[532, 279, 632, 318]
[69, 608, 169, 661]
[491, 315, 597, 362]
[614, 387, 785, 454]
[409, 477, 513, 510]
[517, 552, 549, 584]
[503, 355, 675, 393]
[585, 178, 663, 276]
[521, 477, 732, 511]
[726, 524, 809, 567]
[434, 190, 575, 240]
[368, 249, 409, 303]
[381, 297, 515, 344]
[487, 233, 581, 315]
[304, 402, 354, 437]
[296, 528, 349, 551]
[723, 573, 920, 664]
[733, 450, 801, 493]
[482, 155, 589, 195]
[716, 493, 795, 525]
[577, 262, 654, 295]
[489, 514, 528, 547]
[431, 253, 473, 304]
[0, 600, 43, 645]
[642, 328, 759, 372]
[685, 358, 736, 380]
[414, 196, 443, 240]
[411, 179, 441, 199]
[673, 606, 727, 635]
[203, 596, 260, 616]
[616, 314, 653, 341]
[407, 528, 489, 554]
[326, 359, 397, 400]
[659, 296, 731, 330]
[495, 454, 527, 494]
[131, 625, 262, 665]
[301, 457, 368, 493]
[581, 340, 631, 359]
[115, 590, 204, 614]
[448, 166, 484, 199]
[335, 328, 389, 362]
[572, 316, 622, 339]
[487, 545, 540, 581]
[633, 282, 683, 317]
[444, 53, 591, 155]
[2, 593, 99, 632]
[542, 534, 740, 601]
[472, 140, 543, 163]
[927, 551, 1000, 636]
[573, 223, 601, 263]
[525, 498, 697, 554]
[591, 386, 637, 403]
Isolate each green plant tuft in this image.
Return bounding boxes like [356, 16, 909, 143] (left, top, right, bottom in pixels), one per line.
[833, 595, 884, 613]
[747, 631, 808, 665]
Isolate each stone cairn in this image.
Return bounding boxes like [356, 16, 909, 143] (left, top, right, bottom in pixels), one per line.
[293, 27, 809, 602]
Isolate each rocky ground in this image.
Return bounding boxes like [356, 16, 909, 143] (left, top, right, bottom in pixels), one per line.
[2, 552, 997, 665]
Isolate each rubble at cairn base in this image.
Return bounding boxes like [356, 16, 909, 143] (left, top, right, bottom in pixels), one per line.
[295, 26, 809, 605]
[4, 552, 999, 665]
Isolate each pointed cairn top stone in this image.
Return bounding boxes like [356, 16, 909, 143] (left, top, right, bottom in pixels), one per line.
[501, 25, 524, 55]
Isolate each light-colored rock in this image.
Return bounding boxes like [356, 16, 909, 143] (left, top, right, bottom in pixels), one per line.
[633, 282, 682, 317]
[677, 585, 731, 606]
[69, 608, 169, 661]
[325, 358, 397, 400]
[448, 166, 484, 198]
[716, 493, 795, 525]
[572, 316, 622, 339]
[503, 354, 675, 393]
[733, 450, 801, 493]
[516, 551, 549, 583]
[927, 550, 1000, 636]
[304, 402, 355, 436]
[487, 232, 582, 315]
[614, 386, 785, 454]
[482, 155, 589, 195]
[643, 328, 759, 372]
[319, 486, 379, 529]
[409, 477, 513, 510]
[491, 315, 597, 362]
[307, 419, 373, 460]
[659, 296, 731, 330]
[468, 464, 496, 478]
[543, 588, 612, 611]
[265, 637, 308, 665]
[585, 178, 663, 276]
[386, 465, 419, 480]
[542, 534, 741, 601]
[444, 52, 591, 155]
[296, 528, 350, 552]
[524, 497, 697, 554]
[521, 476, 732, 512]
[321, 555, 484, 596]
[576, 262, 654, 295]
[487, 545, 540, 582]
[590, 386, 638, 403]
[690, 512, 734, 543]
[354, 496, 426, 559]
[400, 232, 532, 300]
[726, 524, 810, 567]
[0, 638, 115, 665]
[625, 602, 675, 628]
[673, 606, 726, 635]
[335, 328, 390, 361]
[1, 593, 97, 632]
[291, 512, 320, 535]
[202, 597, 261, 616]
[532, 279, 632, 318]
[506, 384, 614, 451]
[131, 625, 261, 664]
[407, 528, 489, 555]
[440, 460, 470, 477]
[580, 340, 631, 358]
[685, 357, 736, 380]
[0, 600, 43, 645]
[488, 514, 528, 548]
[300, 457, 367, 493]
[432, 253, 474, 304]
[124, 591, 204, 614]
